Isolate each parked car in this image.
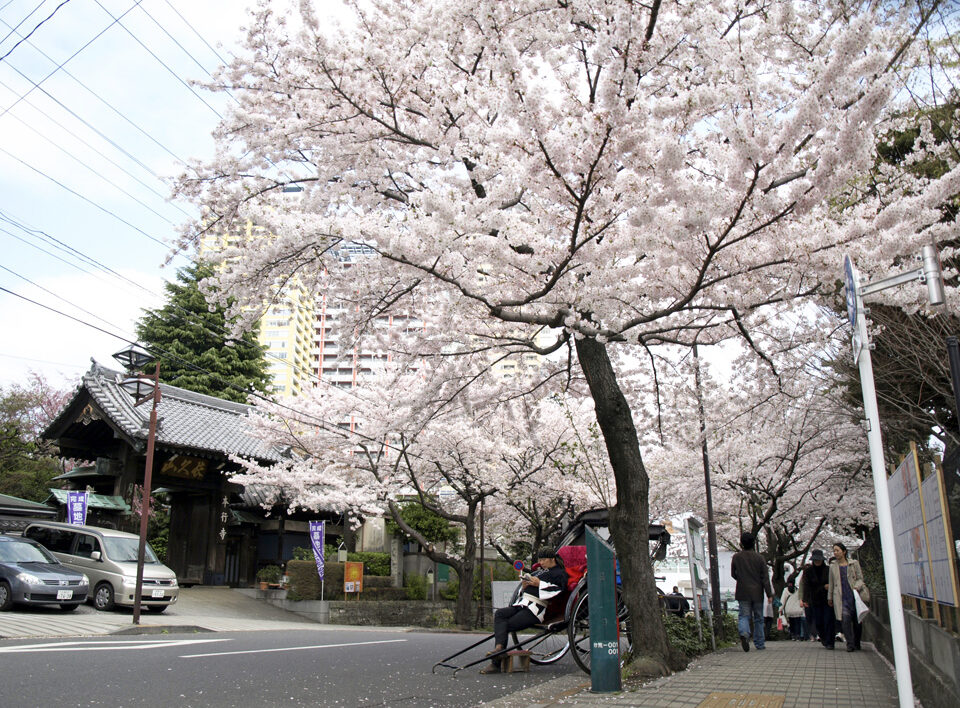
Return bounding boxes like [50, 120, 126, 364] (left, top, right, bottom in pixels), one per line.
[22, 521, 178, 613]
[0, 534, 90, 611]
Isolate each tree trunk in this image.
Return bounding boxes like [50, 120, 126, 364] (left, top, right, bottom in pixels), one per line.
[386, 499, 479, 628]
[456, 506, 478, 629]
[575, 336, 682, 673]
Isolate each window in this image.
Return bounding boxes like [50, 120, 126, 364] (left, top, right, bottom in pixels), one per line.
[25, 526, 74, 553]
[0, 540, 56, 563]
[103, 536, 159, 563]
[74, 534, 102, 558]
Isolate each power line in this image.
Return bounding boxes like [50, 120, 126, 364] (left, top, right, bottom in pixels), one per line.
[162, 0, 229, 67]
[0, 0, 73, 63]
[0, 144, 170, 248]
[0, 62, 170, 180]
[0, 107, 180, 226]
[0, 262, 128, 332]
[0, 0, 45, 49]
[0, 282, 394, 453]
[0, 0, 145, 120]
[92, 0, 222, 119]
[0, 15, 193, 173]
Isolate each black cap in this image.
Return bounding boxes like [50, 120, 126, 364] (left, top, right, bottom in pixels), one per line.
[811, 549, 825, 561]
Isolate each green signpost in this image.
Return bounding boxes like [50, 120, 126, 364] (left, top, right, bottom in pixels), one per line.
[585, 526, 622, 692]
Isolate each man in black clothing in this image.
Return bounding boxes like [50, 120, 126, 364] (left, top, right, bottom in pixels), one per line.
[666, 586, 690, 616]
[800, 549, 835, 649]
[481, 548, 568, 674]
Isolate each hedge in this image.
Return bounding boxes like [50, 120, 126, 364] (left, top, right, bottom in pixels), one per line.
[286, 559, 403, 601]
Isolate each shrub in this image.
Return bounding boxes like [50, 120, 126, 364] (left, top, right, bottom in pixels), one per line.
[290, 546, 392, 576]
[406, 573, 427, 600]
[662, 611, 739, 658]
[350, 551, 391, 576]
[256, 564, 283, 584]
[285, 560, 398, 600]
[292, 546, 314, 561]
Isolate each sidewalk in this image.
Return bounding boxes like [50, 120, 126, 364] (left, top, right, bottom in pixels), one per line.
[496, 640, 906, 708]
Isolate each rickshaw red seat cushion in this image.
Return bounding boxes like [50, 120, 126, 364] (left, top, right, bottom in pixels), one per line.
[558, 545, 586, 590]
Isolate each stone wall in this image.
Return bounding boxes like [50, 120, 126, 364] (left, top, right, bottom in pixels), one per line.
[262, 593, 456, 628]
[863, 594, 960, 708]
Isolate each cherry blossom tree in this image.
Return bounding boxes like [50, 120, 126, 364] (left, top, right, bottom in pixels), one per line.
[641, 314, 876, 594]
[176, 0, 954, 670]
[234, 361, 588, 627]
[484, 396, 615, 558]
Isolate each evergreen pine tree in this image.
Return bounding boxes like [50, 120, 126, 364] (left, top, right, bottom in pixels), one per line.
[135, 263, 271, 403]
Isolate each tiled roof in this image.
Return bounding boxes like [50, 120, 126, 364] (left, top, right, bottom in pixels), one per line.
[51, 362, 282, 463]
[0, 493, 56, 513]
[47, 488, 131, 512]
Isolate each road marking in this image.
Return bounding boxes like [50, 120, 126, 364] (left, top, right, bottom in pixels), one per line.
[0, 638, 230, 653]
[180, 638, 407, 658]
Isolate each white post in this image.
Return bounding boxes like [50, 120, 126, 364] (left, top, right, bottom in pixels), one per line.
[851, 266, 915, 708]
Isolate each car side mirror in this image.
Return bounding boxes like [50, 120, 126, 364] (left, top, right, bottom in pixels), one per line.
[90, 551, 101, 561]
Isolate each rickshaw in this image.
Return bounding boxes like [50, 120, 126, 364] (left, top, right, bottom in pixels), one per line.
[432, 509, 670, 675]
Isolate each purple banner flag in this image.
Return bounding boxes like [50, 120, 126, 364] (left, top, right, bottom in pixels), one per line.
[67, 491, 88, 525]
[309, 521, 325, 580]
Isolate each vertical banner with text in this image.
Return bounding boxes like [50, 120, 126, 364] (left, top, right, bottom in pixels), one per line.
[309, 521, 325, 580]
[67, 491, 88, 525]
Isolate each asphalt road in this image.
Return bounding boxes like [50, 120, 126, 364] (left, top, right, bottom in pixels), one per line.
[0, 626, 581, 707]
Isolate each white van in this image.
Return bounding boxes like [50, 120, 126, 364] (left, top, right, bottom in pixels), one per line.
[23, 521, 179, 613]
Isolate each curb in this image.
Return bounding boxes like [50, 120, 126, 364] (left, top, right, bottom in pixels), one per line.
[111, 624, 213, 635]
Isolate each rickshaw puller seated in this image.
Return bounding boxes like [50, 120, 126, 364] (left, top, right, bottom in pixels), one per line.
[480, 548, 568, 674]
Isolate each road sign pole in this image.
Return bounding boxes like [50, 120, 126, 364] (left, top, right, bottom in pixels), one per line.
[585, 526, 621, 693]
[846, 257, 914, 708]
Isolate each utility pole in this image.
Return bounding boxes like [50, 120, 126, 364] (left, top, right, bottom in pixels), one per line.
[693, 343, 723, 640]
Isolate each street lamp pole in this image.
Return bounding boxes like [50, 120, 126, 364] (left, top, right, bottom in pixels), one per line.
[132, 362, 160, 626]
[113, 345, 161, 626]
[843, 244, 945, 708]
[693, 344, 723, 642]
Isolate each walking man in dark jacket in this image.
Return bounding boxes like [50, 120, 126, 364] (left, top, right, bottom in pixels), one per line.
[731, 532, 775, 651]
[800, 549, 835, 649]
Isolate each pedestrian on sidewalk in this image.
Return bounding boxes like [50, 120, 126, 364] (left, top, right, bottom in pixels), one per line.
[780, 578, 805, 640]
[800, 549, 835, 649]
[731, 531, 775, 651]
[828, 542, 869, 652]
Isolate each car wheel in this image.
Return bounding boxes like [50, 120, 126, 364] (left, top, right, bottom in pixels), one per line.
[146, 605, 167, 614]
[93, 582, 115, 611]
[0, 580, 12, 611]
[60, 603, 79, 611]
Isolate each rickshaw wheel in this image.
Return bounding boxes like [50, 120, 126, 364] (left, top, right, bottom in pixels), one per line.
[568, 586, 633, 674]
[510, 628, 570, 664]
[506, 583, 570, 664]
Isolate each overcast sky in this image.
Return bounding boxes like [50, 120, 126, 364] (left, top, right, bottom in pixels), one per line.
[0, 0, 352, 390]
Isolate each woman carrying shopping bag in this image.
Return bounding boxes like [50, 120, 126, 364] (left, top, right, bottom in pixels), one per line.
[827, 543, 870, 651]
[780, 578, 805, 640]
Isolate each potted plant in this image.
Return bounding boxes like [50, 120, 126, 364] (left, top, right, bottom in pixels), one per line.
[256, 564, 282, 590]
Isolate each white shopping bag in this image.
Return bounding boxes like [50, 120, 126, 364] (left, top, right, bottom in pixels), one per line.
[854, 589, 869, 622]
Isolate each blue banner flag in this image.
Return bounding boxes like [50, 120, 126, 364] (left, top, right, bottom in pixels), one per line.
[67, 491, 88, 525]
[309, 521, 325, 580]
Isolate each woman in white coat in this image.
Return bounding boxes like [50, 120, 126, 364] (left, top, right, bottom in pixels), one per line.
[827, 543, 869, 651]
[779, 578, 805, 640]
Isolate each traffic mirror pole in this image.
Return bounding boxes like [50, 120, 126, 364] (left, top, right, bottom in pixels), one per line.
[843, 245, 944, 708]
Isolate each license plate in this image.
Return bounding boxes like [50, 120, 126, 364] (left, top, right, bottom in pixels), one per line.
[56, 590, 73, 600]
[151, 589, 164, 598]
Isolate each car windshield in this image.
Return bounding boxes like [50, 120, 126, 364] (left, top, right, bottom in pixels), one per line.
[103, 537, 159, 563]
[0, 541, 58, 564]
